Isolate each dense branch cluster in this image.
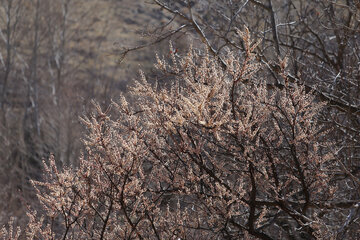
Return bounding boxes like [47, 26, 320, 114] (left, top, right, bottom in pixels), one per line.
[1, 0, 359, 238]
[1, 29, 347, 240]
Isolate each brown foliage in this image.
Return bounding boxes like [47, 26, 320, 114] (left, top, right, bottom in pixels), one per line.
[1, 29, 345, 240]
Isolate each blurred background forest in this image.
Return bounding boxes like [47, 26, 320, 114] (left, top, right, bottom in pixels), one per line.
[0, 0, 359, 238]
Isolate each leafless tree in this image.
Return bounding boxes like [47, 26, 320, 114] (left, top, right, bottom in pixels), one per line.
[0, 0, 116, 226]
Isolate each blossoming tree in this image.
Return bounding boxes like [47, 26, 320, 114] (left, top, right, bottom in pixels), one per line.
[2, 29, 349, 240]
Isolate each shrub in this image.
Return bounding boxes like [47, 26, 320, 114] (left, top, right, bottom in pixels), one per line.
[1, 29, 339, 240]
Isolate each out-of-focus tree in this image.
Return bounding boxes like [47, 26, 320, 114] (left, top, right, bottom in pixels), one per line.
[0, 0, 116, 225]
